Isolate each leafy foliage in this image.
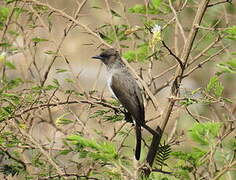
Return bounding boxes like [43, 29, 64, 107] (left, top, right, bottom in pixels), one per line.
[123, 43, 149, 62]
[98, 24, 129, 45]
[217, 58, 236, 75]
[0, 0, 235, 179]
[188, 122, 222, 146]
[128, 0, 169, 14]
[0, 7, 9, 29]
[206, 76, 224, 97]
[154, 143, 171, 168]
[67, 134, 118, 162]
[224, 25, 236, 40]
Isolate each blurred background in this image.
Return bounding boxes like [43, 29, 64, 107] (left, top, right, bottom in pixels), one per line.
[0, 0, 235, 179]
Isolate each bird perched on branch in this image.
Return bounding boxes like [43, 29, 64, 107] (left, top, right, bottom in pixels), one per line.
[92, 48, 157, 160]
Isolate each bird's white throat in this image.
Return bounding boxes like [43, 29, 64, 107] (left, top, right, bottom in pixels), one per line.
[107, 69, 118, 99]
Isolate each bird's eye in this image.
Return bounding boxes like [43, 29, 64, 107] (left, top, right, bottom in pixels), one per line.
[100, 54, 108, 58]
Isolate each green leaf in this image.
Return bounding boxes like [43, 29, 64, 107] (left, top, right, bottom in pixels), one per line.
[59, 149, 72, 155]
[216, 59, 236, 75]
[98, 24, 128, 44]
[0, 106, 13, 121]
[0, 42, 11, 48]
[67, 134, 118, 161]
[44, 50, 57, 55]
[224, 26, 236, 40]
[152, 0, 162, 8]
[52, 78, 60, 87]
[32, 37, 48, 43]
[172, 147, 206, 167]
[123, 43, 149, 62]
[128, 2, 164, 14]
[206, 76, 224, 97]
[0, 7, 9, 19]
[110, 9, 121, 17]
[128, 4, 146, 14]
[91, 6, 102, 9]
[104, 114, 124, 122]
[98, 32, 113, 44]
[5, 78, 23, 89]
[8, 30, 19, 36]
[14, 7, 28, 17]
[56, 113, 74, 125]
[4, 0, 17, 4]
[67, 134, 101, 150]
[4, 61, 16, 69]
[180, 98, 196, 106]
[90, 110, 110, 118]
[2, 93, 20, 104]
[191, 88, 201, 95]
[188, 122, 222, 145]
[43, 85, 57, 90]
[56, 68, 68, 73]
[65, 78, 75, 83]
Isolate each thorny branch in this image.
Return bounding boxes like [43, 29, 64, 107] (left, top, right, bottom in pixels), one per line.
[143, 0, 212, 177]
[0, 0, 234, 179]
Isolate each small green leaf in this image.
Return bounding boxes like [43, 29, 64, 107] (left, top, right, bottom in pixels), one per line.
[5, 78, 23, 89]
[189, 122, 222, 145]
[32, 37, 48, 43]
[191, 88, 201, 95]
[98, 32, 113, 44]
[8, 30, 19, 36]
[43, 85, 57, 90]
[206, 76, 224, 97]
[4, 61, 16, 69]
[216, 58, 236, 75]
[128, 4, 146, 14]
[65, 78, 75, 83]
[110, 9, 121, 17]
[56, 113, 73, 125]
[52, 79, 60, 87]
[123, 43, 149, 62]
[152, 0, 162, 8]
[59, 149, 72, 155]
[0, 42, 11, 48]
[224, 26, 236, 40]
[0, 7, 9, 18]
[67, 134, 101, 150]
[56, 68, 68, 73]
[180, 98, 196, 106]
[2, 93, 19, 104]
[14, 7, 28, 16]
[104, 114, 124, 122]
[4, 0, 16, 4]
[91, 6, 102, 9]
[44, 50, 57, 55]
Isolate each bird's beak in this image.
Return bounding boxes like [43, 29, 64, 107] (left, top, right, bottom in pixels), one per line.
[92, 55, 103, 60]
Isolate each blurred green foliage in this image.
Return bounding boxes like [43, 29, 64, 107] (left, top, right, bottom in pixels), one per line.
[0, 0, 235, 179]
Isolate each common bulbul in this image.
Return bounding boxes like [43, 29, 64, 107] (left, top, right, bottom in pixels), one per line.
[92, 48, 156, 160]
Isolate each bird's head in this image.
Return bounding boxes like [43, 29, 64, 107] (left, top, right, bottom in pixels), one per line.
[92, 48, 120, 66]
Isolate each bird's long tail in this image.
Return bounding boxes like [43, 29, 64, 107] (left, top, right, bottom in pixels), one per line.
[135, 125, 142, 160]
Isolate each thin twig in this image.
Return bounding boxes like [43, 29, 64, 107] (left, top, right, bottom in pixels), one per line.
[161, 41, 184, 69]
[208, 0, 232, 8]
[168, 0, 187, 43]
[143, 0, 211, 177]
[38, 174, 99, 180]
[183, 46, 227, 78]
[24, 0, 160, 112]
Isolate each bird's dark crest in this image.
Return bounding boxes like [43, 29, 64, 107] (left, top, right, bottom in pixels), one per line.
[99, 48, 119, 59]
[92, 48, 120, 66]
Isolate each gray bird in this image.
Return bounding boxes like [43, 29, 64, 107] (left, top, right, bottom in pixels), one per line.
[92, 48, 156, 160]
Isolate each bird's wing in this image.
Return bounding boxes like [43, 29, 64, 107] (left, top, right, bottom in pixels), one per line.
[110, 72, 145, 125]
